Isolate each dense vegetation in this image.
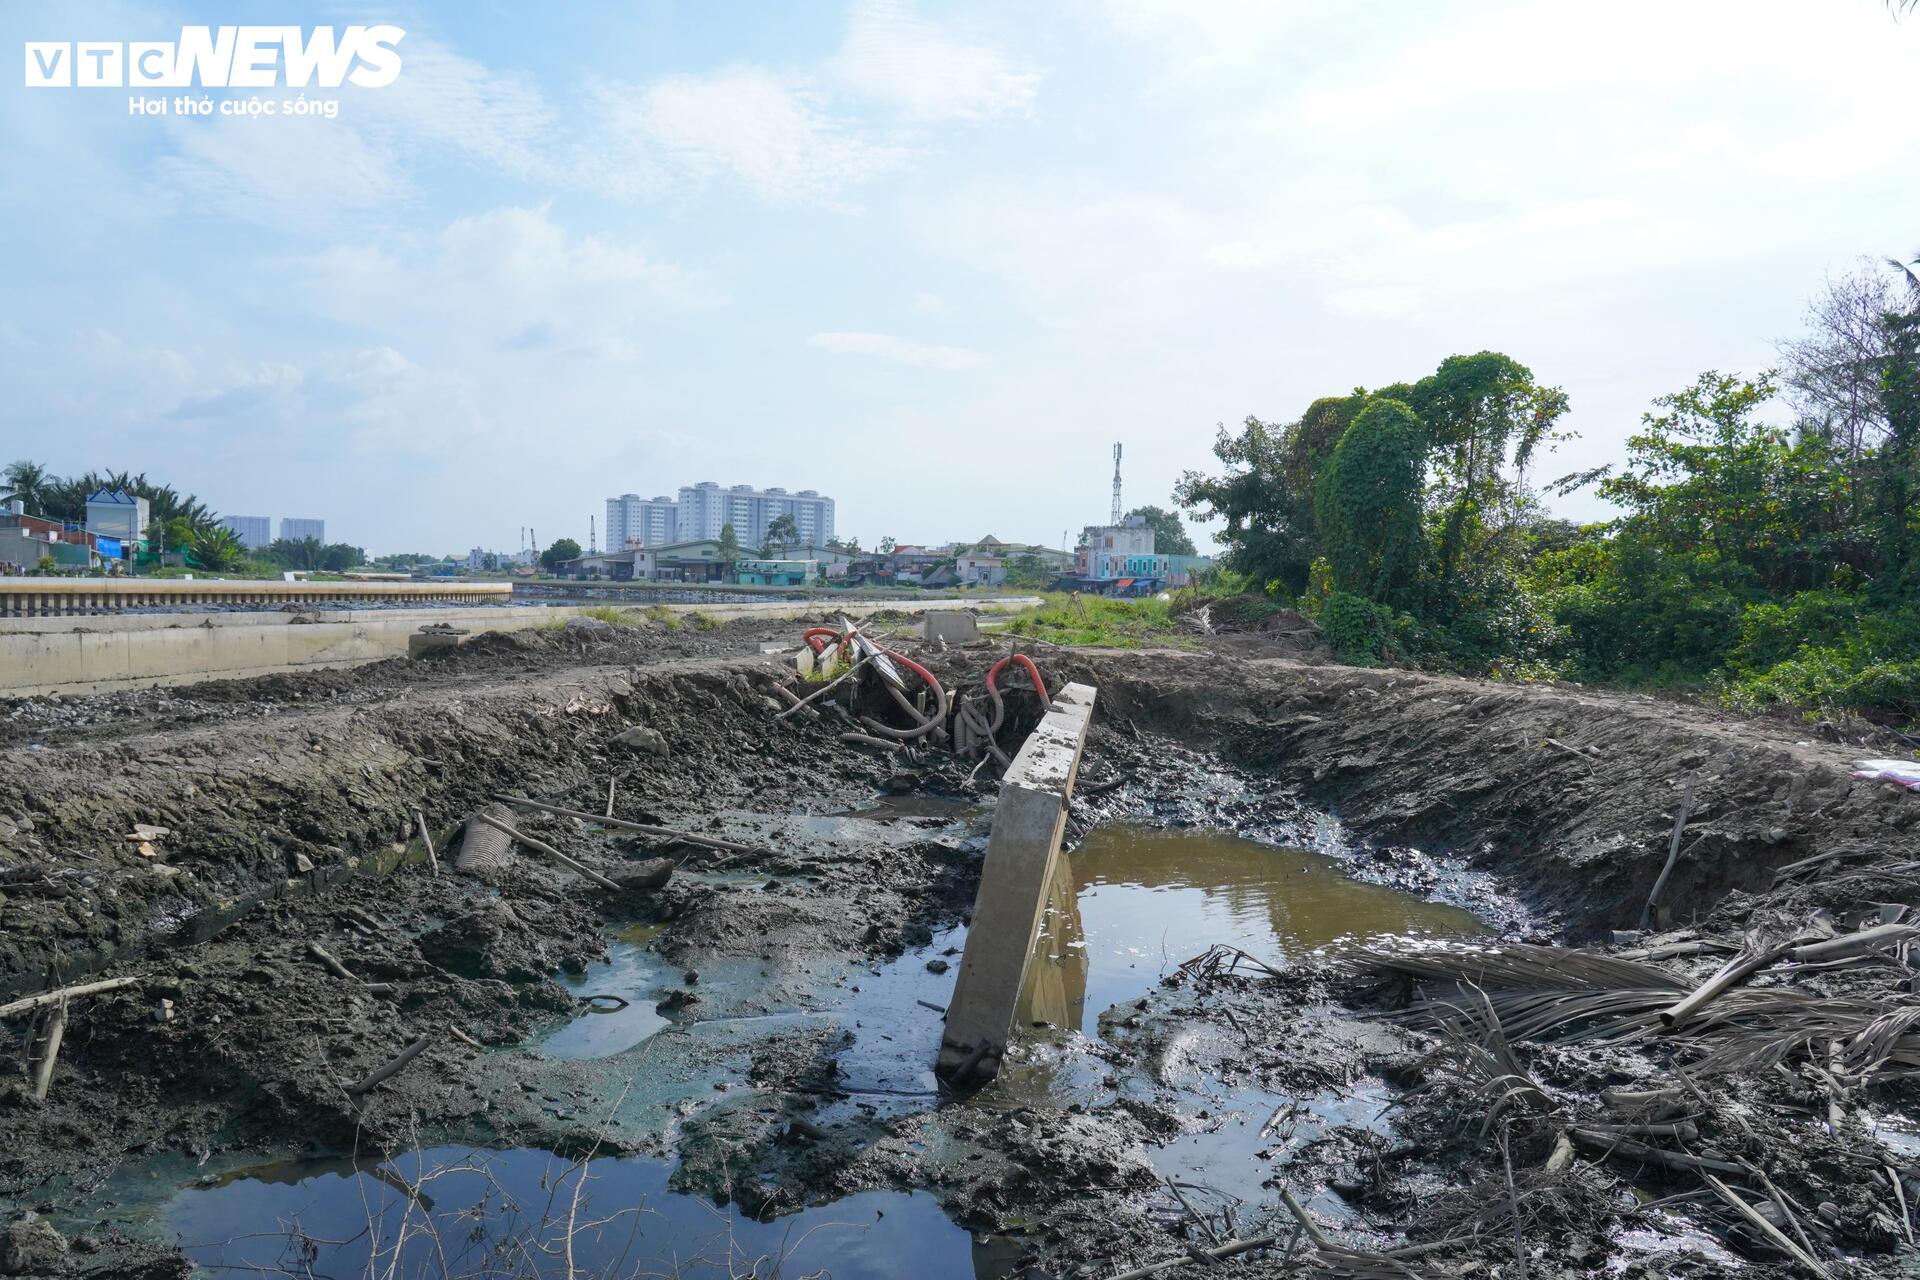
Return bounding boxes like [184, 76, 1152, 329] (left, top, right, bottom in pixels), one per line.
[1, 461, 363, 576]
[1176, 258, 1920, 730]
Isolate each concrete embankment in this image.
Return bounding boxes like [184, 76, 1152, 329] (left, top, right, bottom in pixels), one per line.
[0, 578, 511, 616]
[0, 597, 1039, 695]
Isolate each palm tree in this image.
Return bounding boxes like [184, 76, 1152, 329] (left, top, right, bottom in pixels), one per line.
[188, 525, 246, 573]
[2, 460, 56, 515]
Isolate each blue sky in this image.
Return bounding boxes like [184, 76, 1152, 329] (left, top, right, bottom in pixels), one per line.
[3, 1, 1917, 555]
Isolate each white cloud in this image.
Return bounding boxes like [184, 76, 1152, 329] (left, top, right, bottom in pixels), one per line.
[808, 330, 987, 370]
[594, 69, 910, 206]
[833, 0, 1040, 122]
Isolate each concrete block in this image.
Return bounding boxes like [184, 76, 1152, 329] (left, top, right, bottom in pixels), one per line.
[938, 682, 1096, 1077]
[407, 630, 468, 659]
[922, 610, 980, 644]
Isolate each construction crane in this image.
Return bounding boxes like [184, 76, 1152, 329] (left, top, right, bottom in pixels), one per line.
[1110, 442, 1123, 526]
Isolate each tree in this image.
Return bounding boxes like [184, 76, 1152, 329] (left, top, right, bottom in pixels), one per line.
[319, 543, 365, 573]
[1174, 416, 1322, 595]
[1126, 505, 1197, 557]
[2, 460, 54, 515]
[1314, 398, 1428, 604]
[188, 525, 246, 573]
[763, 513, 799, 557]
[267, 536, 326, 571]
[540, 537, 582, 571]
[1779, 263, 1904, 460]
[1408, 352, 1570, 583]
[1004, 552, 1053, 588]
[717, 522, 742, 567]
[877, 535, 898, 555]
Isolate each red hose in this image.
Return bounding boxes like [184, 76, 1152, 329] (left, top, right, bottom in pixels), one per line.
[802, 627, 844, 656]
[988, 654, 1048, 704]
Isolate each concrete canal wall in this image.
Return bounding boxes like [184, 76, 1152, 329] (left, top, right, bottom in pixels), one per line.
[0, 596, 1039, 696]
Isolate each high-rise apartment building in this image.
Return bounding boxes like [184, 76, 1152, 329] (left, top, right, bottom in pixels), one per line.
[219, 515, 272, 548]
[604, 483, 835, 551]
[279, 518, 325, 542]
[604, 494, 680, 548]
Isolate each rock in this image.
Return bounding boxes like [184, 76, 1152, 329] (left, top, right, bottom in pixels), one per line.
[613, 858, 674, 891]
[563, 615, 615, 636]
[289, 851, 315, 875]
[925, 958, 950, 975]
[0, 1211, 67, 1276]
[609, 726, 669, 756]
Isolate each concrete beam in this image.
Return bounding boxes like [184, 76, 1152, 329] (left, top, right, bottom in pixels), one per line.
[939, 681, 1097, 1078]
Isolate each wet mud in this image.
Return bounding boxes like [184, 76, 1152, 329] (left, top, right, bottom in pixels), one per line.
[1, 612, 1916, 1277]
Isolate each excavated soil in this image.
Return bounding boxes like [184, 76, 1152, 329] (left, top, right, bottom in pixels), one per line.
[1, 612, 1916, 1278]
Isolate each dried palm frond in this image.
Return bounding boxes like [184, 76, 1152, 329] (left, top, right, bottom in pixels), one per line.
[1342, 941, 1684, 1041]
[1406, 984, 1565, 1137]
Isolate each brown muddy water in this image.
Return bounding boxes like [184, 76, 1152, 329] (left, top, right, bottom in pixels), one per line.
[148, 821, 1489, 1279]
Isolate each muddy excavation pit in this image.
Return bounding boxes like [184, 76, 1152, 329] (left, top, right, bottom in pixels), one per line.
[2, 612, 1918, 1278]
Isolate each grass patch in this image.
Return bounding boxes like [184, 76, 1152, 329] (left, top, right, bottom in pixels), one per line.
[685, 610, 724, 631]
[575, 605, 642, 626]
[642, 605, 683, 630]
[1003, 594, 1189, 649]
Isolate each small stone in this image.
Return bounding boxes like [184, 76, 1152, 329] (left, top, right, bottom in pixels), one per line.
[0, 1210, 68, 1276]
[290, 851, 316, 875]
[925, 958, 950, 975]
[609, 726, 669, 756]
[612, 858, 673, 891]
[153, 999, 175, 1024]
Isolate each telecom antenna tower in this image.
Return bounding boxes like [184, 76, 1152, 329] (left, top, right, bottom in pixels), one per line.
[1110, 442, 1123, 526]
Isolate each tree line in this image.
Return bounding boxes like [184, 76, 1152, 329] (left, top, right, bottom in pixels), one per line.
[1175, 255, 1920, 729]
[1, 462, 362, 575]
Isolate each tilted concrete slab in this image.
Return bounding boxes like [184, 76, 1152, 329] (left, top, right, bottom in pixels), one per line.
[939, 681, 1097, 1077]
[922, 610, 980, 644]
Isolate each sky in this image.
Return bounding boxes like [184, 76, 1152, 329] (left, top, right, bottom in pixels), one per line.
[3, 1, 1917, 557]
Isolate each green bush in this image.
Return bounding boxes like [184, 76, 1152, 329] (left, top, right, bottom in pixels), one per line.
[1319, 591, 1392, 665]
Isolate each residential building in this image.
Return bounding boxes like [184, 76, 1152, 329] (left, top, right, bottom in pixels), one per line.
[956, 554, 1007, 586]
[220, 515, 272, 548]
[1076, 514, 1156, 579]
[1165, 554, 1215, 587]
[280, 517, 325, 542]
[674, 482, 834, 552]
[85, 489, 149, 544]
[1, 509, 102, 570]
[733, 559, 816, 586]
[605, 493, 679, 548]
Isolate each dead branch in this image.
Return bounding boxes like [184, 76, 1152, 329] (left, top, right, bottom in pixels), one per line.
[414, 809, 439, 877]
[30, 996, 67, 1101]
[492, 794, 769, 856]
[1702, 1172, 1832, 1278]
[469, 811, 621, 890]
[346, 1034, 430, 1096]
[0, 975, 139, 1021]
[1641, 780, 1696, 930]
[306, 941, 358, 982]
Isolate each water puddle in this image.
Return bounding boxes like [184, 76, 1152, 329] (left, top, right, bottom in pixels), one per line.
[165, 1145, 1009, 1279]
[1046, 822, 1487, 1031]
[542, 942, 679, 1059]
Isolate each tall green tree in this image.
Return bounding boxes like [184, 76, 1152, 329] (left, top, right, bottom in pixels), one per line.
[2, 460, 55, 515]
[1314, 398, 1428, 604]
[762, 513, 799, 557]
[1125, 504, 1197, 556]
[717, 522, 742, 566]
[1174, 416, 1322, 594]
[540, 537, 582, 571]
[1408, 352, 1569, 583]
